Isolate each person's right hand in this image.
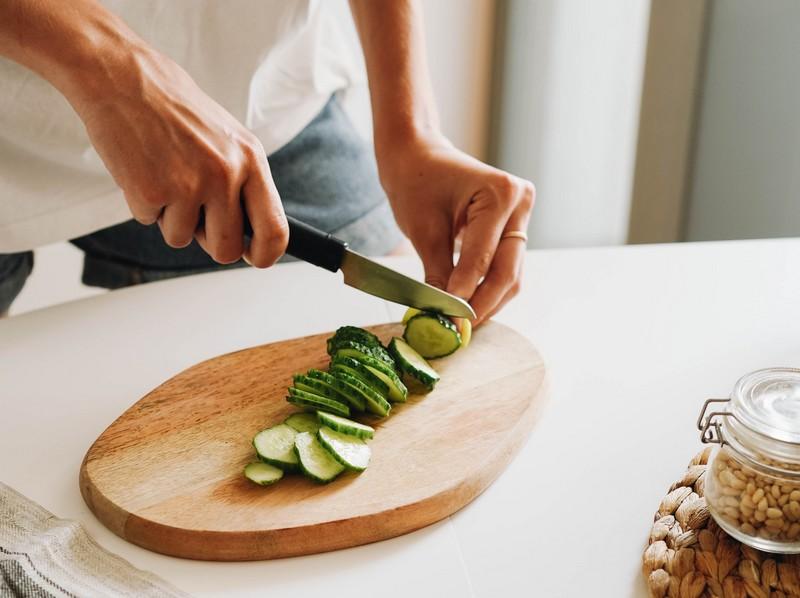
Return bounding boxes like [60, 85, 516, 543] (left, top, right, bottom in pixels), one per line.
[73, 43, 289, 267]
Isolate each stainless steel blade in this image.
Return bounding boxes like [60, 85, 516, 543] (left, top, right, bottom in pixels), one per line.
[340, 250, 476, 319]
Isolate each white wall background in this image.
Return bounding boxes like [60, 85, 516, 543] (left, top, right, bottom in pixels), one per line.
[336, 0, 495, 160]
[493, 0, 651, 248]
[686, 0, 800, 241]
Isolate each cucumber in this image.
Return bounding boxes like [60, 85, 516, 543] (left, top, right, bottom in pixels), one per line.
[333, 347, 408, 402]
[284, 412, 320, 434]
[287, 387, 350, 417]
[332, 340, 396, 368]
[402, 307, 421, 324]
[244, 461, 284, 486]
[326, 326, 383, 355]
[318, 426, 371, 471]
[294, 431, 345, 483]
[306, 369, 366, 411]
[388, 337, 440, 391]
[293, 374, 351, 406]
[317, 411, 375, 439]
[453, 317, 472, 349]
[403, 312, 462, 358]
[330, 356, 390, 397]
[330, 370, 392, 417]
[253, 424, 299, 470]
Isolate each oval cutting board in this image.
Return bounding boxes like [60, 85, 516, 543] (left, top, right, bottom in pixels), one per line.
[80, 321, 547, 561]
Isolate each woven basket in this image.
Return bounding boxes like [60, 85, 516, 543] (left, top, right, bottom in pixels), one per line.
[643, 448, 800, 597]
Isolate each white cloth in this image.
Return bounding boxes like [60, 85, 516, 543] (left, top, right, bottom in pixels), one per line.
[0, 482, 189, 597]
[0, 0, 361, 253]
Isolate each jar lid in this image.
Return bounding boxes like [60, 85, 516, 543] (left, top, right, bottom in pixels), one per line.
[731, 368, 800, 444]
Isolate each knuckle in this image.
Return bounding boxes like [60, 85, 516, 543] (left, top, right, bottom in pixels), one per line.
[493, 173, 517, 199]
[519, 181, 536, 211]
[425, 275, 448, 290]
[241, 135, 266, 161]
[140, 190, 166, 210]
[206, 153, 239, 193]
[509, 279, 522, 296]
[472, 250, 493, 276]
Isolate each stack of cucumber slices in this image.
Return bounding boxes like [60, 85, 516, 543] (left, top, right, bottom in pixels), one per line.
[244, 312, 470, 486]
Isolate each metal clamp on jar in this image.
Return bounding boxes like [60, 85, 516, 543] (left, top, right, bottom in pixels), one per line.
[698, 368, 800, 553]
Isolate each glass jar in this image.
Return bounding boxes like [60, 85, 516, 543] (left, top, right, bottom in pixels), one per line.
[698, 368, 800, 553]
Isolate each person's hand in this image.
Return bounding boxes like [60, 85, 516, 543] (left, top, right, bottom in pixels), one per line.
[377, 133, 535, 326]
[73, 44, 288, 267]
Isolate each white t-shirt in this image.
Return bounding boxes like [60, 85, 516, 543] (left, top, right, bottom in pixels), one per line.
[0, 0, 361, 253]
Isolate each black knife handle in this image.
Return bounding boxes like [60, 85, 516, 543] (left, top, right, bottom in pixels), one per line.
[243, 213, 347, 273]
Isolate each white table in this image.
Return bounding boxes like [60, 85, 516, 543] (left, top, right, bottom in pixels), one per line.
[3, 239, 800, 597]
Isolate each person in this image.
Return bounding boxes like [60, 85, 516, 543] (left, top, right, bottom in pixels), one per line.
[0, 0, 534, 323]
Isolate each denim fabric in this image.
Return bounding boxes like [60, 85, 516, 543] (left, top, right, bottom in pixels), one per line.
[0, 251, 32, 313]
[0, 95, 403, 300]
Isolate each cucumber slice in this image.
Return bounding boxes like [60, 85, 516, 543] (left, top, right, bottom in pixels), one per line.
[318, 426, 371, 471]
[317, 411, 375, 439]
[306, 369, 366, 411]
[403, 312, 462, 358]
[284, 412, 320, 434]
[388, 337, 440, 391]
[293, 374, 352, 406]
[454, 317, 472, 349]
[326, 326, 382, 355]
[294, 431, 345, 483]
[402, 307, 421, 324]
[287, 387, 350, 417]
[332, 340, 396, 368]
[244, 461, 284, 486]
[253, 424, 299, 470]
[333, 348, 408, 403]
[330, 370, 392, 417]
[330, 356, 390, 397]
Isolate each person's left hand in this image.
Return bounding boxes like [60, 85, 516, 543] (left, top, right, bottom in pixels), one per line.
[376, 132, 535, 326]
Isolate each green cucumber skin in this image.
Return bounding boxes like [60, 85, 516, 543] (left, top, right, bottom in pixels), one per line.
[293, 374, 352, 405]
[317, 426, 371, 472]
[330, 356, 390, 397]
[388, 337, 440, 391]
[287, 396, 350, 418]
[287, 388, 350, 417]
[403, 312, 462, 359]
[243, 462, 284, 486]
[306, 369, 366, 411]
[331, 340, 396, 368]
[330, 370, 391, 417]
[332, 348, 408, 402]
[294, 432, 345, 484]
[366, 365, 408, 403]
[326, 326, 383, 355]
[316, 411, 375, 439]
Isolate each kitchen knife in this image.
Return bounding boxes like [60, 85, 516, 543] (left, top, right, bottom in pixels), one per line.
[245, 215, 475, 319]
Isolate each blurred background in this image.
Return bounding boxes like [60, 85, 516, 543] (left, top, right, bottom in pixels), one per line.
[12, 0, 799, 314]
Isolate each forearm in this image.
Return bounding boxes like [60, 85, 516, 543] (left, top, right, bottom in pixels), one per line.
[0, 0, 144, 108]
[348, 0, 441, 153]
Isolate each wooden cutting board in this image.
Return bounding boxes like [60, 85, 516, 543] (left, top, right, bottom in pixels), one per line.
[80, 321, 547, 561]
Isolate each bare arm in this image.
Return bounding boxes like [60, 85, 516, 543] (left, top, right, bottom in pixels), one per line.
[0, 0, 288, 267]
[349, 0, 535, 325]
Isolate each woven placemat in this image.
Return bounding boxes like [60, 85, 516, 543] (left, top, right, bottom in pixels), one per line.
[643, 447, 800, 597]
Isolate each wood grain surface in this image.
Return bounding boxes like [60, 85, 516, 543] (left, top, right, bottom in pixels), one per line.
[79, 321, 547, 561]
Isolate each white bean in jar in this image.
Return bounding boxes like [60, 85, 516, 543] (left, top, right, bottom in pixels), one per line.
[706, 447, 800, 544]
